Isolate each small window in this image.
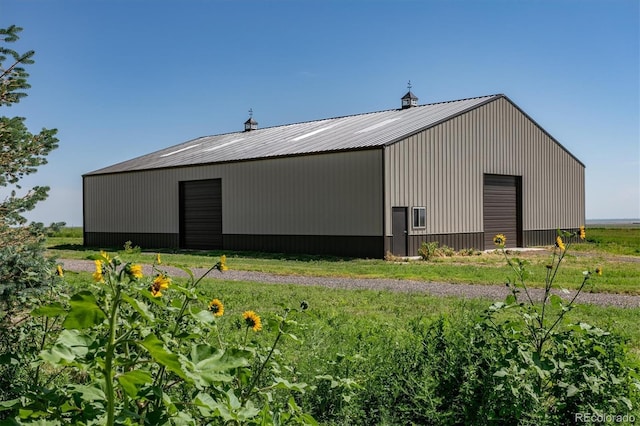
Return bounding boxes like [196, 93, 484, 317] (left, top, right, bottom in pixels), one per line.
[413, 207, 426, 228]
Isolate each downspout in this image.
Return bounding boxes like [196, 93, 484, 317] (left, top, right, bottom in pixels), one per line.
[82, 175, 87, 247]
[381, 146, 386, 258]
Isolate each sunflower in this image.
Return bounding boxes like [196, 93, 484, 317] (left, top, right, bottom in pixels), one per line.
[215, 255, 229, 272]
[579, 225, 586, 240]
[156, 253, 162, 265]
[493, 234, 506, 247]
[92, 260, 104, 283]
[555, 236, 566, 251]
[595, 267, 602, 276]
[126, 263, 144, 280]
[243, 310, 262, 332]
[208, 299, 224, 317]
[99, 250, 111, 262]
[56, 265, 64, 277]
[150, 274, 171, 297]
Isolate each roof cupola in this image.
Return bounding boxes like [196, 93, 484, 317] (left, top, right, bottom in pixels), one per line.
[401, 80, 418, 109]
[244, 108, 258, 131]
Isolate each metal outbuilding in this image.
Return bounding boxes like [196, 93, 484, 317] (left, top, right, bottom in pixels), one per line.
[83, 93, 585, 258]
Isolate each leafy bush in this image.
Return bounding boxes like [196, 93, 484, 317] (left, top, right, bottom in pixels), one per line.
[478, 228, 640, 424]
[0, 223, 55, 305]
[299, 228, 640, 425]
[1, 253, 317, 425]
[312, 306, 639, 425]
[418, 241, 440, 260]
[418, 241, 457, 260]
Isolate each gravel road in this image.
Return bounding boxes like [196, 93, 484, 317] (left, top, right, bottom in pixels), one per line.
[59, 259, 640, 309]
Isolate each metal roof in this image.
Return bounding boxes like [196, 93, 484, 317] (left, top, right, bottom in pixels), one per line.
[86, 94, 501, 175]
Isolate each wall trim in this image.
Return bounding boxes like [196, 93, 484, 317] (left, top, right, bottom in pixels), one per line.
[84, 229, 582, 258]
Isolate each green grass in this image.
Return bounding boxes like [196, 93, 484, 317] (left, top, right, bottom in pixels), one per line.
[60, 270, 640, 365]
[40, 230, 640, 422]
[47, 226, 640, 294]
[47, 226, 83, 239]
[576, 227, 640, 256]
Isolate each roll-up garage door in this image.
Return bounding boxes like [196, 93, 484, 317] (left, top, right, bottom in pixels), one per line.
[483, 174, 522, 249]
[180, 179, 222, 249]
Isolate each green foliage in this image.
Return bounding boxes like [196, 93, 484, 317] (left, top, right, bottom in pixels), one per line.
[1, 254, 316, 425]
[0, 274, 70, 414]
[478, 228, 640, 424]
[121, 240, 141, 254]
[418, 241, 440, 261]
[0, 25, 59, 306]
[7, 227, 639, 424]
[291, 228, 640, 425]
[417, 241, 462, 261]
[0, 224, 55, 301]
[3, 263, 639, 425]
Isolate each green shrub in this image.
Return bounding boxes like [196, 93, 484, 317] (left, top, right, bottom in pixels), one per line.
[1, 253, 317, 425]
[301, 228, 640, 425]
[0, 223, 54, 306]
[479, 228, 640, 424]
[418, 241, 440, 261]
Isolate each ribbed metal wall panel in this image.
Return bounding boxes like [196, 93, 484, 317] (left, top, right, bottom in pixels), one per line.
[84, 149, 383, 237]
[180, 179, 222, 249]
[384, 97, 585, 239]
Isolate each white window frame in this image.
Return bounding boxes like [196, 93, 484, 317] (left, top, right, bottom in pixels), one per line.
[412, 206, 426, 229]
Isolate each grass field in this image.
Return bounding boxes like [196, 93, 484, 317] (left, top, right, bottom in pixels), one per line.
[46, 226, 640, 356]
[47, 226, 640, 294]
[9, 226, 638, 423]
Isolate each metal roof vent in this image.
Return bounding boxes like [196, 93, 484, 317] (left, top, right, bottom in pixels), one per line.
[401, 80, 418, 109]
[244, 108, 258, 131]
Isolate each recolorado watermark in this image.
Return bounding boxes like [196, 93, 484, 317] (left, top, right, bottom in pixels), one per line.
[575, 412, 636, 423]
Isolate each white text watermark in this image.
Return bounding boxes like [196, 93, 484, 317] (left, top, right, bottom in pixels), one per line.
[575, 412, 635, 423]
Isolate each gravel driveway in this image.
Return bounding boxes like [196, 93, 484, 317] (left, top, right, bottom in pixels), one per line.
[59, 259, 640, 309]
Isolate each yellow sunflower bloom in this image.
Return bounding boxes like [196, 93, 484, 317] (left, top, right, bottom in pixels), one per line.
[99, 250, 111, 262]
[595, 267, 602, 276]
[208, 299, 224, 317]
[93, 260, 104, 283]
[243, 310, 262, 332]
[126, 264, 144, 280]
[215, 255, 229, 272]
[150, 274, 171, 297]
[579, 225, 586, 240]
[555, 236, 566, 251]
[156, 253, 162, 265]
[493, 234, 506, 247]
[56, 265, 64, 277]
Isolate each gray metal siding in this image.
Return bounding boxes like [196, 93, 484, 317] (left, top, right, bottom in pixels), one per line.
[384, 97, 585, 240]
[84, 149, 383, 239]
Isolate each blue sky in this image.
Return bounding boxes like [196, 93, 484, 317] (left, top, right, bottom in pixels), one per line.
[3, 0, 639, 225]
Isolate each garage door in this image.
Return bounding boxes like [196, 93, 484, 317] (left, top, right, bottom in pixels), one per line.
[483, 174, 522, 249]
[180, 179, 222, 249]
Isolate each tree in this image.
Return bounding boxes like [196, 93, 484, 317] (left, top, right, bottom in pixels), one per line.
[0, 25, 59, 302]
